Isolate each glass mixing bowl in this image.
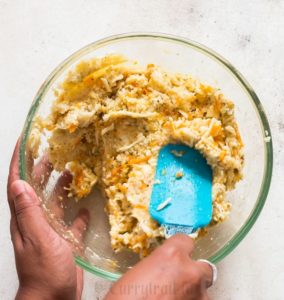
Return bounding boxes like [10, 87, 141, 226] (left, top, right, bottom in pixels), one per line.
[19, 33, 273, 281]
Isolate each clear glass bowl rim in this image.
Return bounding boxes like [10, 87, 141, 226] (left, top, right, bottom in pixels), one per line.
[19, 32, 273, 281]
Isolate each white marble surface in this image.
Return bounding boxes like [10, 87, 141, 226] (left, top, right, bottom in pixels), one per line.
[0, 0, 283, 299]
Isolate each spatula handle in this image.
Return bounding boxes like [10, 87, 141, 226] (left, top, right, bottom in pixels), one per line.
[163, 224, 194, 238]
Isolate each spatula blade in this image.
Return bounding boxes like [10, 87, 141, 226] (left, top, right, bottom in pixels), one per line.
[149, 144, 212, 233]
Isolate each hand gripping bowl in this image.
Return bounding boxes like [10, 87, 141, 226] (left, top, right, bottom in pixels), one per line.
[19, 33, 273, 281]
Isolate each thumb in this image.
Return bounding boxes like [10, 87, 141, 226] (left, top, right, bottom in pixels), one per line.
[10, 180, 50, 242]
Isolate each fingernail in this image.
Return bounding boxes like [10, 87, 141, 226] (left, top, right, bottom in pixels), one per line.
[11, 180, 27, 199]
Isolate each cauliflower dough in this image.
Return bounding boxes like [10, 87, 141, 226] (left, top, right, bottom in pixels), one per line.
[30, 55, 244, 256]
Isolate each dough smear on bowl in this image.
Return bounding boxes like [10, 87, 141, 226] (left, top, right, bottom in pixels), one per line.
[29, 54, 244, 256]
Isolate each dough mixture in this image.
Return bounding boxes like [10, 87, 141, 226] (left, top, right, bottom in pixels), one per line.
[29, 55, 244, 256]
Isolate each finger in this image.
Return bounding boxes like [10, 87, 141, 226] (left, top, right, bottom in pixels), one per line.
[7, 139, 21, 213]
[10, 215, 23, 250]
[162, 234, 195, 255]
[48, 171, 72, 219]
[8, 139, 23, 249]
[32, 154, 53, 187]
[70, 209, 90, 242]
[76, 267, 84, 300]
[195, 260, 216, 288]
[10, 180, 51, 243]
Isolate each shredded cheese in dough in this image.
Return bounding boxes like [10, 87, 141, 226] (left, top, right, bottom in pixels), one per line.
[157, 198, 172, 211]
[117, 133, 145, 152]
[103, 111, 158, 121]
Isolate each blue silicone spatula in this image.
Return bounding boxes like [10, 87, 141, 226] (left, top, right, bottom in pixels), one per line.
[149, 144, 213, 237]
